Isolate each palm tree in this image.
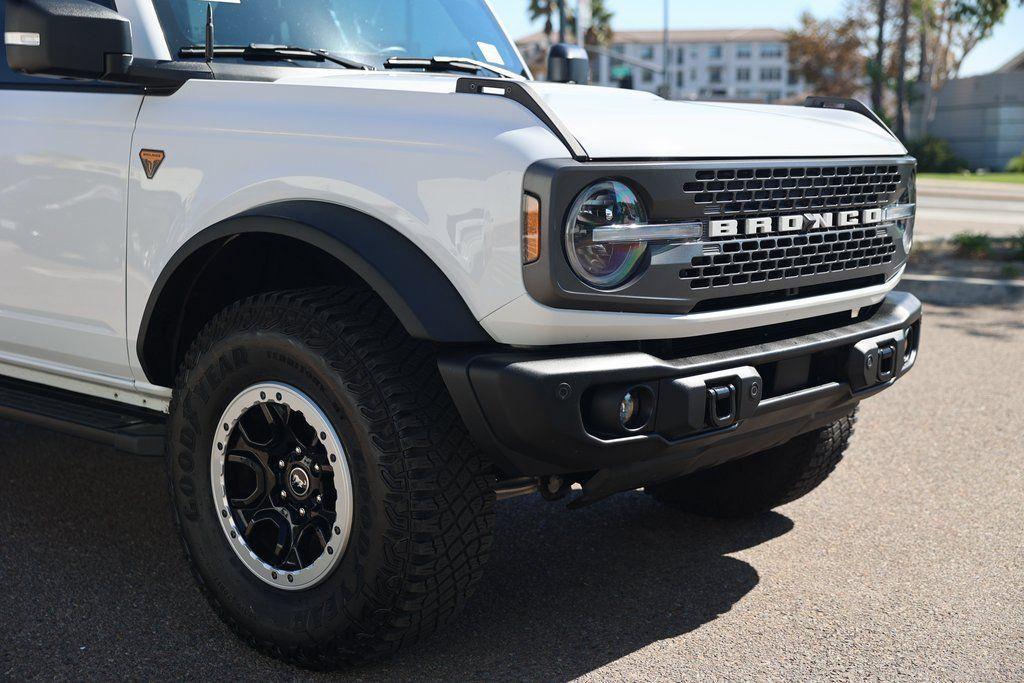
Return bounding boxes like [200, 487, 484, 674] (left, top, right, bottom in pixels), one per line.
[576, 0, 615, 46]
[528, 0, 558, 43]
[528, 0, 614, 47]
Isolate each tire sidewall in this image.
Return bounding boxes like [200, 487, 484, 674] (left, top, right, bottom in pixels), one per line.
[167, 328, 390, 648]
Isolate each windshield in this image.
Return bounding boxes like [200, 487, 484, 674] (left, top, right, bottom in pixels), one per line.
[152, 0, 526, 73]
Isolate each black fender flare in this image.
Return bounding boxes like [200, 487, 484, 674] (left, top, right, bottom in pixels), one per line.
[137, 200, 491, 383]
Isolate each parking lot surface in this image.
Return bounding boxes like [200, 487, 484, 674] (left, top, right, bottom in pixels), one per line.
[1, 302, 1022, 681]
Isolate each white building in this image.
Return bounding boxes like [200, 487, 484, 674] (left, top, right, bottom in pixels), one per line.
[518, 28, 806, 104]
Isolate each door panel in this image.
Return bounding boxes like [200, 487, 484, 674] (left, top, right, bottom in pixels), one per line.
[0, 88, 142, 376]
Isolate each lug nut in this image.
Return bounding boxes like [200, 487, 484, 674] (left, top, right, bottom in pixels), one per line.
[278, 460, 285, 468]
[316, 494, 322, 504]
[299, 508, 306, 516]
[281, 490, 288, 498]
[294, 447, 302, 454]
[314, 464, 321, 473]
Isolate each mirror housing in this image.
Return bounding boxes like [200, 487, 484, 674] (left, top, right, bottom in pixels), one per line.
[546, 43, 589, 85]
[5, 0, 132, 80]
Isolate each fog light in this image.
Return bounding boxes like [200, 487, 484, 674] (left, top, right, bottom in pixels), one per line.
[618, 392, 636, 426]
[586, 384, 656, 436]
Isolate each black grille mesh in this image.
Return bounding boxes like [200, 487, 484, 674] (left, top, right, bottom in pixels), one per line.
[681, 228, 897, 290]
[683, 163, 902, 218]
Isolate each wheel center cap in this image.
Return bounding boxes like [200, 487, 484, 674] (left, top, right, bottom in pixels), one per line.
[288, 466, 311, 498]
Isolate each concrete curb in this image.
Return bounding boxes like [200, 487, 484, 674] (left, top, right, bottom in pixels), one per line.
[900, 273, 1024, 306]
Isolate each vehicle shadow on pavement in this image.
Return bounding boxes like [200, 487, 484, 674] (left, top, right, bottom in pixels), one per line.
[925, 304, 1024, 340]
[0, 421, 791, 681]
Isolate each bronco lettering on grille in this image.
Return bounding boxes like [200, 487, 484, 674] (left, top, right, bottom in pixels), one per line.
[709, 208, 884, 238]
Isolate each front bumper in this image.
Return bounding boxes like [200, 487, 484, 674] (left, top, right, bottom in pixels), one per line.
[440, 291, 922, 504]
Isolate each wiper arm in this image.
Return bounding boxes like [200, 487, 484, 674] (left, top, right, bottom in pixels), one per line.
[178, 44, 373, 70]
[383, 56, 520, 80]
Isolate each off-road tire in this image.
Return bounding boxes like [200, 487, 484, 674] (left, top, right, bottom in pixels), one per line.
[165, 286, 495, 668]
[647, 411, 856, 518]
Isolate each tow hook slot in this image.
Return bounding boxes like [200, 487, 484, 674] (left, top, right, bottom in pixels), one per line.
[656, 366, 761, 438]
[876, 342, 897, 382]
[706, 384, 738, 429]
[848, 332, 908, 390]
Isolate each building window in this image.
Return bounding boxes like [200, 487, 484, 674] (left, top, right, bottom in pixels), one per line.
[642, 69, 654, 83]
[677, 48, 684, 65]
[736, 89, 751, 99]
[787, 70, 800, 85]
[736, 43, 752, 59]
[709, 66, 723, 84]
[709, 44, 722, 59]
[736, 67, 751, 82]
[766, 90, 781, 102]
[760, 43, 784, 59]
[760, 67, 782, 81]
[641, 46, 654, 60]
[677, 71, 684, 87]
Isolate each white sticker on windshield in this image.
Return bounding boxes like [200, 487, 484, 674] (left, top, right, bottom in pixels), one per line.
[477, 41, 505, 66]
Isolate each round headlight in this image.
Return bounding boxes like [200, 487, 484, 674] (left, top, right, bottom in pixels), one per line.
[565, 181, 648, 289]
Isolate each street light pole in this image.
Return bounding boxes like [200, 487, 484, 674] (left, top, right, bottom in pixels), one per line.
[662, 0, 670, 98]
[558, 0, 566, 44]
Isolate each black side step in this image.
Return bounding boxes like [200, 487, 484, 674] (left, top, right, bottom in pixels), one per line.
[0, 376, 166, 456]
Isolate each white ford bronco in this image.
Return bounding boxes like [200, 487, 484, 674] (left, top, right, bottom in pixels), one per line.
[1, 0, 921, 667]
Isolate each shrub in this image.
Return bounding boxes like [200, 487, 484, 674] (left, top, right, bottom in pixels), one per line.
[1007, 151, 1024, 173]
[951, 232, 992, 258]
[907, 136, 968, 173]
[1012, 229, 1024, 260]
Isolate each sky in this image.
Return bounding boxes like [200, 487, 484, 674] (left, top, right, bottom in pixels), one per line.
[490, 0, 1024, 76]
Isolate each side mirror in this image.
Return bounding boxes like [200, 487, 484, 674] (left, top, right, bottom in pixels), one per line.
[547, 43, 589, 85]
[5, 0, 132, 80]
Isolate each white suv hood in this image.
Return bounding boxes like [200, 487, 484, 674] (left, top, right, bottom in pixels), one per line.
[528, 82, 907, 160]
[272, 72, 907, 160]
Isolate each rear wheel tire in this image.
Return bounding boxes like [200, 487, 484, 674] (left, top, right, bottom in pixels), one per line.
[166, 286, 494, 668]
[647, 411, 857, 518]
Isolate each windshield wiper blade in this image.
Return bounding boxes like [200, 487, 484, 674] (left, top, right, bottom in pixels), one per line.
[179, 44, 373, 70]
[383, 56, 519, 80]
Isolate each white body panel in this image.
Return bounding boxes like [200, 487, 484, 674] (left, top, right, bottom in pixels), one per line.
[527, 82, 908, 159]
[0, 89, 141, 377]
[125, 74, 569, 378]
[482, 269, 903, 346]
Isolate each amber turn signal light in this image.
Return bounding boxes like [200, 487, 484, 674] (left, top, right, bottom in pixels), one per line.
[522, 193, 541, 264]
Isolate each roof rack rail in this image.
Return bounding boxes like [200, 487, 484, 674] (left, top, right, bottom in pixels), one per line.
[803, 96, 897, 140]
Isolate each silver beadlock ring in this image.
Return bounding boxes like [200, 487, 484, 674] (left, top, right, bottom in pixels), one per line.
[211, 382, 354, 591]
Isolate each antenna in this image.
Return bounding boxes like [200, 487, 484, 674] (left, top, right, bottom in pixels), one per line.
[205, 2, 214, 62]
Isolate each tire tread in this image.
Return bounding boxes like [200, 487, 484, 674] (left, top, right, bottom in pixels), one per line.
[167, 286, 494, 668]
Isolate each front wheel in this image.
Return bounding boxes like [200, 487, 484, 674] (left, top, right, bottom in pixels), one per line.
[166, 287, 494, 668]
[647, 411, 857, 518]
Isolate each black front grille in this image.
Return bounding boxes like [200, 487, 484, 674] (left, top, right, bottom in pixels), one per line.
[681, 227, 897, 290]
[682, 163, 902, 218]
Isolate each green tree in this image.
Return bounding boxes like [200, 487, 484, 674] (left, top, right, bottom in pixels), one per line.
[918, 0, 1023, 133]
[788, 11, 868, 97]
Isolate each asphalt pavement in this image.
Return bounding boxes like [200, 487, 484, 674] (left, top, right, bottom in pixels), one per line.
[916, 179, 1024, 241]
[1, 302, 1022, 681]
